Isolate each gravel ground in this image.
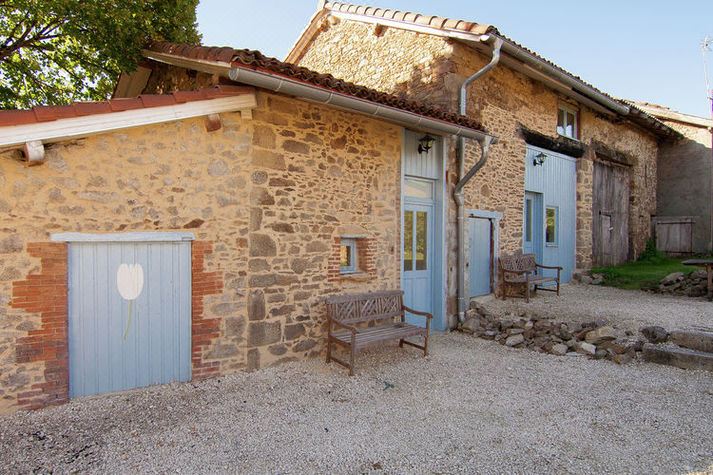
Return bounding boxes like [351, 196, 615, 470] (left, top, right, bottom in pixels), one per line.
[477, 284, 713, 333]
[1, 333, 712, 474]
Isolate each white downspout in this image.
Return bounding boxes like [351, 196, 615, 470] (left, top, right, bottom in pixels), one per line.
[455, 37, 503, 324]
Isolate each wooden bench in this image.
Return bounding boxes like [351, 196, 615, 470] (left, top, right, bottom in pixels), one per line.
[324, 290, 432, 376]
[499, 254, 561, 303]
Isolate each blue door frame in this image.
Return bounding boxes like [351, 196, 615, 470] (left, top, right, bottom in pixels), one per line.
[401, 130, 446, 331]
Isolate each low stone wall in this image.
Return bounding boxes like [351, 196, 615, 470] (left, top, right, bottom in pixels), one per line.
[655, 271, 709, 298]
[460, 302, 645, 364]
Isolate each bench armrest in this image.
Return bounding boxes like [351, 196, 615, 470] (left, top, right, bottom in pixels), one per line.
[402, 305, 433, 320]
[536, 264, 563, 270]
[329, 319, 358, 334]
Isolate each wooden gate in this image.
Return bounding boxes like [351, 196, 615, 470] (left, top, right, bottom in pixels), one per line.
[593, 161, 630, 266]
[654, 217, 694, 255]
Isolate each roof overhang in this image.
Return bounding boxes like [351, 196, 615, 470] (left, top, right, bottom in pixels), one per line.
[0, 94, 257, 150]
[143, 49, 495, 142]
[288, 4, 681, 140]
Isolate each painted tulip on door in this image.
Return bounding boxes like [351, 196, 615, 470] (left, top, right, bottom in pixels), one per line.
[117, 263, 144, 340]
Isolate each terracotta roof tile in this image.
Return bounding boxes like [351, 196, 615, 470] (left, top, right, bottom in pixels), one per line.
[319, 1, 679, 140]
[147, 42, 485, 133]
[0, 85, 254, 127]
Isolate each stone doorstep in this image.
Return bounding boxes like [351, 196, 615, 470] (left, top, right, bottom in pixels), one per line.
[642, 343, 713, 372]
[669, 330, 713, 354]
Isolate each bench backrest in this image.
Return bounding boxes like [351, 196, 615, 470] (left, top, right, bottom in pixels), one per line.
[499, 253, 537, 273]
[325, 290, 404, 324]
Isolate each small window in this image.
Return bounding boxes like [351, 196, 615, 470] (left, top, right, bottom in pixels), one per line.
[545, 206, 558, 245]
[340, 238, 357, 273]
[556, 104, 578, 139]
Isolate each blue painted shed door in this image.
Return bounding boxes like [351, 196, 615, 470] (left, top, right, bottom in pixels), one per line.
[68, 241, 192, 398]
[468, 218, 492, 297]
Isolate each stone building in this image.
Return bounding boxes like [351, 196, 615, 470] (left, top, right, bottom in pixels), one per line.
[288, 1, 681, 315]
[0, 47, 492, 413]
[634, 102, 713, 254]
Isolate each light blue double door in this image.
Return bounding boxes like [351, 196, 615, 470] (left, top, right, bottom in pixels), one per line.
[68, 240, 192, 398]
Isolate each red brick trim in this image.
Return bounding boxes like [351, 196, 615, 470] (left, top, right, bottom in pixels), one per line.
[10, 242, 69, 410]
[327, 236, 377, 282]
[191, 241, 223, 379]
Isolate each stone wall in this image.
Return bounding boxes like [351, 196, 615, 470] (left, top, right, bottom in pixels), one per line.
[296, 17, 661, 278]
[656, 120, 712, 253]
[0, 91, 402, 413]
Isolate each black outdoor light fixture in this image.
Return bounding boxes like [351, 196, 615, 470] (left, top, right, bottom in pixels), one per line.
[533, 151, 547, 167]
[418, 134, 436, 154]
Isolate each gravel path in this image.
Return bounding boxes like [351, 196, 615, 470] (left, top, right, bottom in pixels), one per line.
[477, 284, 713, 333]
[1, 333, 712, 474]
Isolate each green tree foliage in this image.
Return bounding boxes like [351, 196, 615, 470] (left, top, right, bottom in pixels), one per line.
[0, 0, 200, 108]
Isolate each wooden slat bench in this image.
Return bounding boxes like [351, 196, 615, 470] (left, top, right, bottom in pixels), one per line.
[324, 290, 432, 376]
[499, 253, 562, 303]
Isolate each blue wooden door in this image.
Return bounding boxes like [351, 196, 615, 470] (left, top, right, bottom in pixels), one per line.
[68, 241, 192, 398]
[524, 146, 576, 283]
[403, 197, 434, 328]
[468, 217, 492, 297]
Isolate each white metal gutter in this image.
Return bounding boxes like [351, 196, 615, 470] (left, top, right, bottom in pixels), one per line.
[143, 49, 494, 141]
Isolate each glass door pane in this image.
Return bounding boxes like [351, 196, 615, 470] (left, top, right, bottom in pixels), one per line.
[415, 211, 428, 270]
[403, 211, 413, 271]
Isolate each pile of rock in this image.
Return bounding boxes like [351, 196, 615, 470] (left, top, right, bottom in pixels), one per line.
[572, 272, 605, 285]
[460, 302, 644, 364]
[656, 271, 708, 297]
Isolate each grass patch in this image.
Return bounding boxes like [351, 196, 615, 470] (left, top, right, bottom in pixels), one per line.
[592, 255, 692, 290]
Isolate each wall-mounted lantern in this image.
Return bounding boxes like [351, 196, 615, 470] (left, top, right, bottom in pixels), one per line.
[533, 151, 547, 167]
[418, 134, 436, 154]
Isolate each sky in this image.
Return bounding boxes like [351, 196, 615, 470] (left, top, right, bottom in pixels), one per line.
[197, 0, 713, 118]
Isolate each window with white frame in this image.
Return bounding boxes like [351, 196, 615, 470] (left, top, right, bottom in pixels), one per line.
[339, 238, 358, 273]
[557, 104, 578, 139]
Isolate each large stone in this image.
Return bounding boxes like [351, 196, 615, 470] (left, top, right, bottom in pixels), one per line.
[669, 330, 713, 353]
[461, 317, 480, 334]
[661, 272, 684, 285]
[284, 323, 306, 341]
[250, 234, 277, 257]
[505, 334, 525, 347]
[305, 241, 329, 253]
[293, 339, 317, 352]
[211, 302, 240, 316]
[252, 125, 276, 148]
[585, 326, 617, 345]
[641, 326, 668, 344]
[250, 188, 275, 206]
[252, 150, 286, 170]
[0, 234, 22, 254]
[282, 140, 310, 154]
[643, 343, 713, 371]
[208, 159, 229, 176]
[550, 343, 568, 356]
[248, 290, 266, 321]
[248, 321, 281, 347]
[576, 342, 597, 355]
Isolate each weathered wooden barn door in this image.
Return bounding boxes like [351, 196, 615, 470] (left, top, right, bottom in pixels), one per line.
[593, 161, 630, 266]
[66, 234, 192, 398]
